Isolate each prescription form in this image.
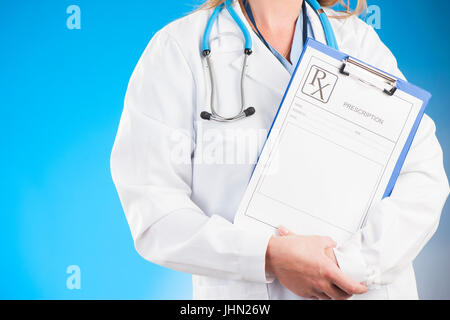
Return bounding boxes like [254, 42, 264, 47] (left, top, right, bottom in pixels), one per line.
[234, 40, 428, 243]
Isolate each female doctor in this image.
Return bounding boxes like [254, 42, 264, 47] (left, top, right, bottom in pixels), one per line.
[111, 0, 449, 299]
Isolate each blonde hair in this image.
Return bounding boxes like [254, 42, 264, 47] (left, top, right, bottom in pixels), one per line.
[201, 0, 367, 18]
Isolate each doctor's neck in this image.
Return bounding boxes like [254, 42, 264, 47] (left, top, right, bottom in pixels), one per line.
[245, 0, 303, 29]
[242, 0, 303, 60]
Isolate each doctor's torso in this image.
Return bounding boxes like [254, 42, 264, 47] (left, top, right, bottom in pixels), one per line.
[157, 3, 396, 224]
[113, 1, 448, 300]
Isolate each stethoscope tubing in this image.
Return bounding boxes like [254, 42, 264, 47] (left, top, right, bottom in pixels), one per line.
[308, 0, 339, 49]
[203, 53, 251, 122]
[201, 0, 338, 122]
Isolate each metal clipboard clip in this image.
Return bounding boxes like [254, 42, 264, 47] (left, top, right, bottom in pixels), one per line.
[339, 57, 397, 96]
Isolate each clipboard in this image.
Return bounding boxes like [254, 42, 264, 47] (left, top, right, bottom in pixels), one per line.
[268, 38, 431, 199]
[235, 38, 432, 240]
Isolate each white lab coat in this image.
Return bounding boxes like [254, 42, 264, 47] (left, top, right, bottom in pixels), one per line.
[111, 1, 449, 299]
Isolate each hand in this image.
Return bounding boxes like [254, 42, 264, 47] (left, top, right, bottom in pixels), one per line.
[265, 226, 368, 300]
[280, 228, 338, 266]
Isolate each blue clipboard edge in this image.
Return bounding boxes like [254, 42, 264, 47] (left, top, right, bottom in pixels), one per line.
[260, 37, 432, 199]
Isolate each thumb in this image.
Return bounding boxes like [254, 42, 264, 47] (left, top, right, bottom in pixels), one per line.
[277, 226, 290, 236]
[322, 236, 337, 248]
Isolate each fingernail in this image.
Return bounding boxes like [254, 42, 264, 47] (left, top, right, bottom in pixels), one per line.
[278, 226, 289, 236]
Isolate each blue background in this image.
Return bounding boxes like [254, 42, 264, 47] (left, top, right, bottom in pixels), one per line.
[1, 0, 449, 299]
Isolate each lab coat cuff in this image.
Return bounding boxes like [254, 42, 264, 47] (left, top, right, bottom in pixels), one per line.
[239, 229, 274, 283]
[333, 240, 368, 284]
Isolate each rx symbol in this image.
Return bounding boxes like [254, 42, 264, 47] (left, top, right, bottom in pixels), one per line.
[302, 65, 337, 103]
[309, 69, 330, 100]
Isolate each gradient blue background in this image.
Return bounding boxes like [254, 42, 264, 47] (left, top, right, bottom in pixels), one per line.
[1, 0, 449, 299]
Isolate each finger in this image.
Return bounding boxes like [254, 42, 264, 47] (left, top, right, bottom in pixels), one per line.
[322, 283, 352, 300]
[327, 264, 368, 295]
[320, 236, 337, 248]
[277, 226, 290, 236]
[324, 247, 338, 265]
[312, 289, 331, 300]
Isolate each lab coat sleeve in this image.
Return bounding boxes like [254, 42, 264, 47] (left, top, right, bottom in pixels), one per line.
[110, 30, 273, 283]
[334, 23, 450, 286]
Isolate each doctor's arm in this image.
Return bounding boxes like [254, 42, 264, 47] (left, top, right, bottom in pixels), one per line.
[110, 30, 272, 283]
[333, 23, 450, 287]
[334, 115, 449, 286]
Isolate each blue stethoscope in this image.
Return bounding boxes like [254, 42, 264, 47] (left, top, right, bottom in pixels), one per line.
[200, 0, 338, 122]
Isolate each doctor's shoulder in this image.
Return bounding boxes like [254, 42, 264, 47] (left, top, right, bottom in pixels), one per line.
[326, 8, 440, 157]
[325, 7, 403, 80]
[137, 8, 211, 73]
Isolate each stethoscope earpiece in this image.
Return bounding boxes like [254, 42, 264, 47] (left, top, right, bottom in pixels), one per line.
[244, 107, 255, 117]
[200, 111, 212, 120]
[200, 107, 255, 122]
